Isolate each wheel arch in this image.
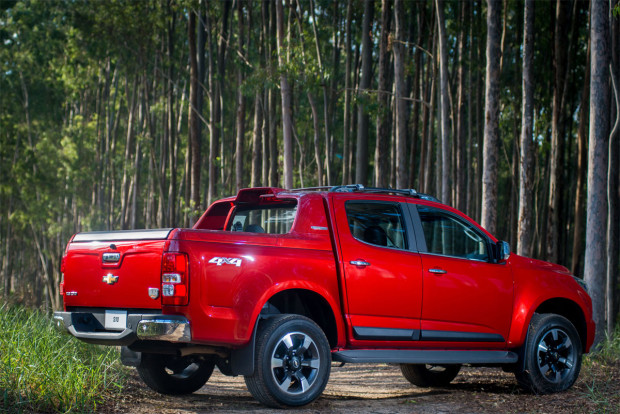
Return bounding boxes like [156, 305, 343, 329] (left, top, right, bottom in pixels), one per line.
[229, 287, 342, 376]
[264, 288, 339, 349]
[534, 298, 587, 352]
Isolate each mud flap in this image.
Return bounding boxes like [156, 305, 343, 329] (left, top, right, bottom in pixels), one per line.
[121, 346, 142, 367]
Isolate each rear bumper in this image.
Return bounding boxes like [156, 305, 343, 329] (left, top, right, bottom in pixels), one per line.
[53, 311, 191, 346]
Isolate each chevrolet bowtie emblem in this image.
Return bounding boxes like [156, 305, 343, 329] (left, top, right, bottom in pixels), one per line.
[102, 274, 119, 285]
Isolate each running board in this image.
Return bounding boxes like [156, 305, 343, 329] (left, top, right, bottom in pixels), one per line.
[331, 349, 518, 365]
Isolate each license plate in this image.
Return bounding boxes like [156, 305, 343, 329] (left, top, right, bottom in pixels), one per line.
[104, 310, 127, 330]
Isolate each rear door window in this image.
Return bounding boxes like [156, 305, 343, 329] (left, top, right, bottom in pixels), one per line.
[345, 202, 408, 250]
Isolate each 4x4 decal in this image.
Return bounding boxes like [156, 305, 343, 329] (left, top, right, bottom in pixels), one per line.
[208, 257, 242, 267]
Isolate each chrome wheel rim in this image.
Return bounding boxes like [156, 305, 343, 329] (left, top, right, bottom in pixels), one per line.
[536, 328, 576, 383]
[270, 331, 321, 395]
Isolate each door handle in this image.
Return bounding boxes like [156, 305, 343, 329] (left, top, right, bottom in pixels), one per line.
[428, 268, 447, 274]
[350, 260, 371, 267]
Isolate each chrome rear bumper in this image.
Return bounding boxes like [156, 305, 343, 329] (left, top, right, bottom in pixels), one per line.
[53, 311, 191, 345]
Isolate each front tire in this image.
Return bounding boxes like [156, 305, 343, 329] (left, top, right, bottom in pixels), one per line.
[515, 313, 582, 394]
[244, 314, 331, 408]
[137, 353, 215, 395]
[400, 364, 461, 387]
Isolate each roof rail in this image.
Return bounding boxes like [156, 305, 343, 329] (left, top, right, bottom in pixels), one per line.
[329, 184, 441, 203]
[288, 186, 333, 192]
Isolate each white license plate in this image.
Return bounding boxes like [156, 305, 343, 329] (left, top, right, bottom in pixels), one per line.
[104, 310, 127, 330]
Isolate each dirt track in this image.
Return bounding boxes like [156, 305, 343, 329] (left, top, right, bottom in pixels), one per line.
[113, 361, 620, 413]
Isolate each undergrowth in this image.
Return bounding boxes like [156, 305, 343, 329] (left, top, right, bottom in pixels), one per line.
[581, 325, 620, 413]
[0, 305, 126, 413]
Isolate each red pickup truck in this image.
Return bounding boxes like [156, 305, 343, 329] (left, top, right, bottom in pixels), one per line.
[54, 185, 595, 407]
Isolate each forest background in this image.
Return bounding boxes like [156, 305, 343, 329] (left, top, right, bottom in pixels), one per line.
[1, 0, 619, 343]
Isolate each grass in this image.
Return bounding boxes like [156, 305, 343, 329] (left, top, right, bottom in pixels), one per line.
[581, 326, 620, 413]
[0, 305, 127, 413]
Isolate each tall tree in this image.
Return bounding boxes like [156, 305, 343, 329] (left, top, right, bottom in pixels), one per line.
[584, 0, 610, 345]
[355, 0, 373, 186]
[481, 0, 502, 235]
[374, 0, 391, 187]
[393, 0, 408, 189]
[454, 1, 469, 212]
[235, 1, 246, 192]
[188, 10, 201, 212]
[546, 0, 570, 263]
[341, 0, 353, 185]
[571, 41, 590, 274]
[517, 0, 535, 257]
[435, 0, 451, 205]
[276, 0, 293, 189]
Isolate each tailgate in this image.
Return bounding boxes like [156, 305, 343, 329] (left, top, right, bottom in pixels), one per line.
[62, 229, 173, 309]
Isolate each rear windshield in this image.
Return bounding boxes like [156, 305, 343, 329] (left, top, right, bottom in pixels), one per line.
[227, 203, 297, 234]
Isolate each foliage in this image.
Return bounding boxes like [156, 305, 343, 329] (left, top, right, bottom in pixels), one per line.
[582, 323, 620, 412]
[0, 305, 126, 413]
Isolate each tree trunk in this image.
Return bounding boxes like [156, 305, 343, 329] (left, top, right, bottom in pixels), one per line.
[546, 0, 569, 263]
[571, 41, 590, 275]
[584, 0, 610, 346]
[455, 1, 469, 212]
[374, 0, 391, 187]
[393, 0, 407, 189]
[342, 0, 352, 185]
[517, 0, 535, 257]
[436, 0, 451, 205]
[607, 0, 620, 334]
[188, 10, 201, 211]
[607, 21, 620, 335]
[235, 0, 246, 192]
[481, 0, 501, 235]
[276, 0, 294, 189]
[355, 0, 374, 186]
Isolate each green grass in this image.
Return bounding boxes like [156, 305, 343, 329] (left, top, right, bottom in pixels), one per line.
[581, 326, 620, 413]
[0, 305, 127, 413]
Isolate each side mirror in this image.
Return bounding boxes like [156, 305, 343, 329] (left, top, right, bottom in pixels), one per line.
[498, 241, 510, 261]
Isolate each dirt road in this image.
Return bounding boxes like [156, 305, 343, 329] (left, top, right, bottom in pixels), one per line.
[113, 361, 619, 413]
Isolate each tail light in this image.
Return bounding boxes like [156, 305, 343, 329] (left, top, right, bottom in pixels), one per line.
[161, 252, 189, 305]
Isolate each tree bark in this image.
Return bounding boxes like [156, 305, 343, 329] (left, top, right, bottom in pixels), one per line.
[276, 0, 294, 189]
[393, 0, 408, 189]
[571, 41, 590, 275]
[546, 0, 569, 263]
[342, 0, 352, 185]
[584, 0, 610, 346]
[455, 1, 469, 212]
[374, 0, 391, 188]
[481, 0, 501, 235]
[517, 0, 535, 257]
[436, 0, 451, 205]
[188, 10, 201, 211]
[607, 22, 620, 335]
[235, 1, 246, 192]
[355, 0, 374, 186]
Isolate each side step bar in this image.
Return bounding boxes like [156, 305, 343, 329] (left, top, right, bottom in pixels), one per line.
[331, 349, 518, 365]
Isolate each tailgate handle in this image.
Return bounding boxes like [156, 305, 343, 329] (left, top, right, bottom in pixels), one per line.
[102, 253, 121, 263]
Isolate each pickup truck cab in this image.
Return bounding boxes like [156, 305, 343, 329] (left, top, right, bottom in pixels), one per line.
[54, 185, 595, 407]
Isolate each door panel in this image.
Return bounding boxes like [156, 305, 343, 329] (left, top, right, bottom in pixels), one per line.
[332, 197, 423, 343]
[414, 205, 514, 342]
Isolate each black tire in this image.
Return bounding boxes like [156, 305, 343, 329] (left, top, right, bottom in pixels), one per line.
[137, 353, 215, 395]
[244, 314, 331, 408]
[400, 364, 461, 387]
[515, 313, 582, 394]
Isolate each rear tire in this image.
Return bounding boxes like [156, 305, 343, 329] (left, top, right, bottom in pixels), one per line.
[400, 364, 461, 387]
[137, 353, 215, 395]
[244, 315, 331, 408]
[515, 313, 582, 394]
